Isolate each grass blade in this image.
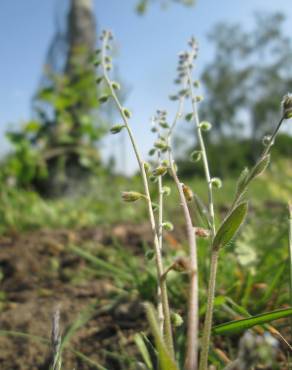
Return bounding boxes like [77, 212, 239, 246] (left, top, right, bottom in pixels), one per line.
[213, 307, 292, 335]
[144, 303, 179, 370]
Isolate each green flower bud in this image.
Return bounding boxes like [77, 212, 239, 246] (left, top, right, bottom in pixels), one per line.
[99, 95, 110, 103]
[178, 88, 188, 97]
[169, 95, 178, 101]
[143, 162, 151, 173]
[123, 108, 132, 119]
[193, 80, 200, 88]
[111, 81, 120, 90]
[162, 186, 171, 196]
[159, 121, 169, 129]
[110, 125, 125, 134]
[190, 150, 202, 162]
[282, 93, 292, 119]
[94, 60, 101, 67]
[171, 312, 184, 327]
[199, 121, 212, 131]
[211, 177, 222, 189]
[154, 140, 168, 150]
[145, 250, 155, 260]
[122, 191, 145, 202]
[161, 159, 169, 167]
[152, 166, 168, 177]
[162, 222, 174, 231]
[148, 148, 156, 156]
[195, 95, 204, 102]
[96, 76, 103, 84]
[105, 63, 112, 71]
[185, 113, 194, 122]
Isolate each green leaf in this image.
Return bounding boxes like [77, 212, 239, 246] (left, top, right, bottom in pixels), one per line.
[193, 193, 211, 228]
[213, 307, 292, 335]
[134, 333, 154, 370]
[235, 167, 249, 198]
[213, 202, 248, 250]
[144, 303, 179, 370]
[247, 155, 270, 183]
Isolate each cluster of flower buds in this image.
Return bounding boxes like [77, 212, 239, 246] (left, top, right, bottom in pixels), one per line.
[282, 93, 292, 119]
[170, 36, 202, 105]
[148, 110, 171, 159]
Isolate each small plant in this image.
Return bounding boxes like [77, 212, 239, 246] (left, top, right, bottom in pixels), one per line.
[96, 29, 292, 370]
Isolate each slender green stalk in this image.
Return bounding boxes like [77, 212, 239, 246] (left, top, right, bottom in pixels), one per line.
[101, 33, 174, 355]
[186, 68, 217, 370]
[166, 89, 199, 370]
[157, 150, 165, 333]
[288, 202, 292, 336]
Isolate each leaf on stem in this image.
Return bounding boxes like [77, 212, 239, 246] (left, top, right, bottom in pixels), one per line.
[213, 307, 292, 335]
[144, 303, 179, 370]
[212, 202, 248, 251]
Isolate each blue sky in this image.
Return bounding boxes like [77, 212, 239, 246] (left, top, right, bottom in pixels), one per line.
[0, 0, 291, 172]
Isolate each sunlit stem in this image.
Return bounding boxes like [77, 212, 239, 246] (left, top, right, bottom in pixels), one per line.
[101, 33, 174, 355]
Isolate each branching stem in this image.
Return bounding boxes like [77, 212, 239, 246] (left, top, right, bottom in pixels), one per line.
[101, 34, 174, 355]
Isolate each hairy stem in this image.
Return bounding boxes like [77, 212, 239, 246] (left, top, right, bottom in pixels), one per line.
[167, 93, 199, 370]
[101, 35, 174, 355]
[186, 69, 217, 370]
[288, 203, 292, 337]
[157, 151, 164, 333]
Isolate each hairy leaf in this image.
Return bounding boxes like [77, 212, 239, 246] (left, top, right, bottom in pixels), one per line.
[213, 202, 248, 250]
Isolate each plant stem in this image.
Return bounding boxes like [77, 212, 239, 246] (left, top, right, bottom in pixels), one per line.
[167, 91, 199, 370]
[186, 69, 217, 370]
[101, 35, 174, 355]
[170, 160, 199, 370]
[288, 202, 292, 337]
[157, 150, 164, 333]
[198, 250, 219, 370]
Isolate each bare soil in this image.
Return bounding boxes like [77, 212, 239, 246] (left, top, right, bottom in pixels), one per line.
[0, 225, 152, 370]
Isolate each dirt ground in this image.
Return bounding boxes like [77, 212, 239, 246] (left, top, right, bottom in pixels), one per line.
[0, 225, 153, 370]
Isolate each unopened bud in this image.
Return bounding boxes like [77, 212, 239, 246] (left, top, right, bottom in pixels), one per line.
[162, 186, 171, 196]
[122, 191, 145, 202]
[282, 93, 292, 119]
[111, 81, 120, 90]
[199, 121, 212, 131]
[162, 222, 174, 231]
[123, 108, 132, 119]
[152, 166, 168, 177]
[110, 125, 125, 134]
[211, 177, 222, 189]
[96, 76, 103, 84]
[190, 150, 202, 162]
[143, 162, 151, 173]
[99, 95, 110, 103]
[185, 113, 194, 122]
[154, 140, 168, 150]
[171, 312, 184, 327]
[148, 148, 156, 156]
[195, 95, 204, 102]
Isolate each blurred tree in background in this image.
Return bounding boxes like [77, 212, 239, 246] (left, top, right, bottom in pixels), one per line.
[178, 12, 292, 178]
[136, 0, 195, 14]
[5, 0, 105, 196]
[201, 12, 292, 140]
